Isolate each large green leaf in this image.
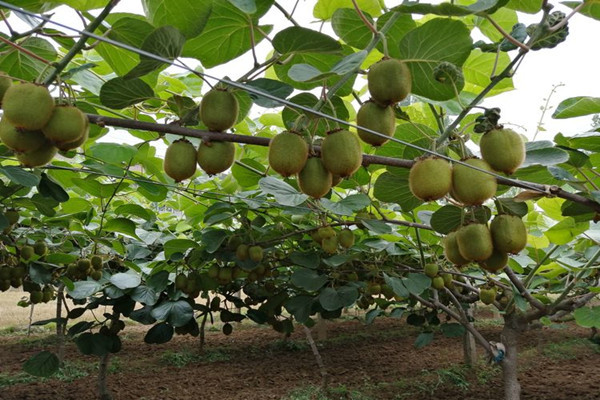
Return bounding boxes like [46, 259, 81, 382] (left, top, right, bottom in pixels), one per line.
[399, 18, 473, 101]
[430, 205, 463, 234]
[228, 0, 257, 14]
[574, 306, 600, 328]
[392, 0, 508, 15]
[562, 1, 600, 21]
[182, 1, 273, 68]
[507, 0, 543, 13]
[99, 77, 154, 109]
[522, 142, 570, 168]
[103, 217, 140, 240]
[0, 166, 40, 187]
[375, 123, 437, 161]
[273, 27, 342, 54]
[463, 50, 514, 96]
[144, 322, 174, 344]
[313, 0, 382, 20]
[259, 177, 308, 206]
[88, 143, 138, 165]
[318, 286, 358, 311]
[545, 217, 589, 245]
[124, 26, 186, 79]
[291, 268, 328, 291]
[151, 300, 194, 327]
[552, 96, 600, 119]
[0, 37, 57, 81]
[110, 272, 142, 290]
[245, 78, 294, 108]
[67, 280, 102, 299]
[142, 0, 212, 38]
[373, 171, 421, 211]
[164, 239, 199, 259]
[284, 295, 314, 323]
[22, 351, 59, 378]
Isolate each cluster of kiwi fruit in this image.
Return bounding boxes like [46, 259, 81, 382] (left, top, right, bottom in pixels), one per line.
[443, 213, 527, 273]
[163, 88, 238, 182]
[356, 57, 411, 146]
[0, 78, 89, 167]
[309, 226, 355, 254]
[423, 263, 454, 291]
[65, 255, 104, 281]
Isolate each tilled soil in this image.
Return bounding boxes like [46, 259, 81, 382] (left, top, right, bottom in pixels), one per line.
[1, 316, 599, 400]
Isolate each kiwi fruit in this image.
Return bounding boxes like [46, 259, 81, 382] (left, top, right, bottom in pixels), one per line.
[441, 273, 454, 289]
[2, 82, 54, 130]
[479, 287, 497, 305]
[197, 140, 235, 175]
[30, 290, 43, 304]
[443, 231, 470, 266]
[366, 282, 381, 295]
[0, 266, 10, 280]
[90, 270, 102, 281]
[0, 117, 46, 153]
[0, 73, 11, 104]
[409, 157, 453, 201]
[91, 255, 103, 270]
[33, 240, 48, 257]
[4, 209, 19, 225]
[480, 128, 525, 175]
[164, 139, 197, 182]
[424, 263, 439, 278]
[298, 157, 332, 199]
[207, 264, 219, 279]
[432, 275, 445, 290]
[268, 131, 308, 177]
[217, 267, 233, 285]
[200, 89, 238, 132]
[318, 226, 336, 239]
[57, 118, 89, 151]
[42, 287, 54, 302]
[367, 58, 412, 106]
[21, 245, 34, 260]
[479, 248, 508, 273]
[489, 214, 527, 254]
[321, 236, 338, 254]
[456, 224, 494, 261]
[222, 322, 233, 335]
[0, 280, 10, 291]
[236, 244, 249, 261]
[248, 245, 264, 262]
[320, 129, 362, 178]
[356, 101, 395, 146]
[175, 273, 187, 290]
[338, 228, 355, 248]
[42, 105, 87, 145]
[451, 158, 497, 205]
[16, 142, 57, 167]
[77, 258, 91, 272]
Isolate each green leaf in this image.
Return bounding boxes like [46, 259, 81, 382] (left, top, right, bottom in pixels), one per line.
[375, 123, 437, 161]
[373, 171, 421, 211]
[404, 273, 431, 296]
[463, 50, 514, 96]
[232, 158, 266, 188]
[182, 1, 272, 68]
[399, 18, 473, 101]
[107, 16, 155, 48]
[430, 205, 463, 234]
[574, 306, 600, 328]
[67, 280, 102, 299]
[497, 198, 529, 217]
[144, 322, 174, 344]
[23, 351, 59, 378]
[164, 239, 199, 259]
[137, 180, 169, 202]
[29, 263, 52, 285]
[103, 218, 140, 240]
[110, 272, 142, 290]
[383, 273, 410, 298]
[0, 166, 40, 187]
[291, 268, 328, 291]
[281, 93, 349, 135]
[114, 204, 153, 221]
[259, 177, 308, 206]
[285, 295, 314, 324]
[507, 0, 543, 13]
[321, 193, 370, 216]
[142, 0, 212, 38]
[245, 78, 294, 108]
[392, 0, 507, 16]
[522, 147, 570, 168]
[37, 173, 69, 202]
[30, 193, 58, 217]
[130, 285, 159, 306]
[552, 96, 600, 119]
[228, 0, 257, 13]
[0, 37, 57, 82]
[331, 8, 374, 49]
[202, 229, 228, 253]
[318, 286, 358, 311]
[146, 270, 170, 292]
[273, 26, 342, 54]
[313, 0, 382, 20]
[562, 1, 600, 21]
[545, 217, 589, 245]
[440, 323, 465, 338]
[88, 143, 138, 165]
[124, 26, 186, 79]
[100, 77, 154, 109]
[414, 332, 434, 349]
[151, 300, 194, 327]
[290, 252, 320, 269]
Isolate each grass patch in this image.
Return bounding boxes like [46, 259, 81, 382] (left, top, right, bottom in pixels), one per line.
[283, 385, 373, 400]
[542, 338, 600, 360]
[0, 360, 90, 388]
[160, 348, 231, 367]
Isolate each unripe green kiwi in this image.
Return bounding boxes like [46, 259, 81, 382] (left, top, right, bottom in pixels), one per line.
[0, 73, 12, 105]
[164, 139, 197, 182]
[456, 224, 494, 262]
[42, 105, 87, 145]
[480, 128, 525, 175]
[356, 101, 395, 146]
[236, 244, 249, 261]
[478, 248, 508, 273]
[200, 89, 238, 132]
[338, 229, 355, 249]
[2, 82, 54, 130]
[367, 58, 412, 106]
[4, 209, 19, 225]
[490, 214, 527, 254]
[248, 245, 263, 262]
[321, 236, 338, 254]
[57, 118, 89, 151]
[91, 255, 103, 270]
[318, 226, 336, 239]
[479, 287, 497, 305]
[21, 245, 35, 260]
[30, 290, 43, 304]
[443, 231, 470, 266]
[424, 263, 439, 278]
[320, 129, 362, 178]
[16, 142, 57, 167]
[197, 140, 235, 175]
[432, 276, 445, 290]
[452, 158, 497, 205]
[409, 157, 453, 201]
[268, 131, 308, 177]
[33, 240, 48, 257]
[297, 157, 332, 199]
[0, 117, 46, 153]
[90, 270, 102, 281]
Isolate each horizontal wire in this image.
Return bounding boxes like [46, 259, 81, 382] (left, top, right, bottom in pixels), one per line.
[0, 2, 552, 194]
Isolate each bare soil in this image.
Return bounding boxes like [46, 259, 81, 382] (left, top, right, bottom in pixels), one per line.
[0, 316, 599, 400]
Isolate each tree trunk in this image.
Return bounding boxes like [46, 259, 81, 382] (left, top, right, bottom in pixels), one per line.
[199, 310, 208, 353]
[315, 314, 327, 341]
[56, 284, 65, 365]
[98, 352, 112, 400]
[462, 305, 477, 365]
[501, 314, 522, 400]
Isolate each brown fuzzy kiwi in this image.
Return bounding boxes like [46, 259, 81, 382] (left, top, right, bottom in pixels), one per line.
[320, 129, 362, 178]
[16, 142, 57, 167]
[164, 139, 197, 182]
[0, 73, 11, 105]
[42, 105, 87, 145]
[321, 236, 338, 254]
[297, 157, 332, 199]
[197, 140, 235, 175]
[199, 89, 239, 132]
[451, 158, 497, 205]
[2, 82, 54, 130]
[480, 128, 525, 175]
[0, 117, 46, 153]
[478, 248, 508, 273]
[444, 231, 470, 266]
[356, 101, 395, 146]
[268, 131, 308, 177]
[456, 224, 494, 262]
[490, 214, 527, 254]
[367, 58, 412, 106]
[409, 156, 453, 201]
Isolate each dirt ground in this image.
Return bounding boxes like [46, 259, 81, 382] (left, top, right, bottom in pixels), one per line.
[0, 315, 599, 400]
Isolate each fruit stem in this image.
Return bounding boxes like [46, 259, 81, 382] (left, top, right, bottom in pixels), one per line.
[42, 0, 120, 86]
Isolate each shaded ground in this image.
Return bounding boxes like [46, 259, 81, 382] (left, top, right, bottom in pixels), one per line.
[1, 316, 599, 400]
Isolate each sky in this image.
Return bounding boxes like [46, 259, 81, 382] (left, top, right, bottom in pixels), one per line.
[3, 0, 600, 148]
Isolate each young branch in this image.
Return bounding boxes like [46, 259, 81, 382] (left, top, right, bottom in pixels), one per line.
[504, 267, 546, 311]
[273, 2, 300, 26]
